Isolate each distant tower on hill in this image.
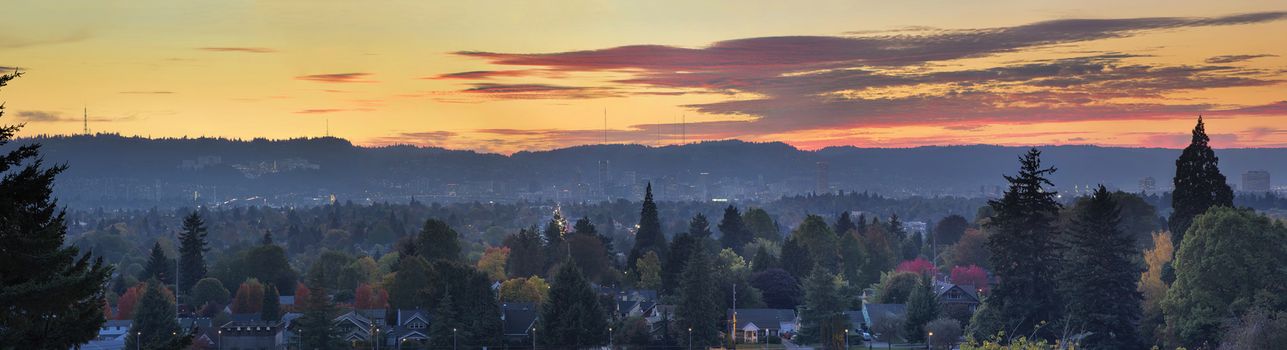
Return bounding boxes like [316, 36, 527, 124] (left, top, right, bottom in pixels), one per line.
[816, 161, 830, 194]
[83, 107, 88, 135]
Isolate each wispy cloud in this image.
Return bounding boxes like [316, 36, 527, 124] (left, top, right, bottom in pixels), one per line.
[15, 110, 128, 123]
[119, 91, 175, 94]
[445, 12, 1287, 141]
[1205, 54, 1277, 63]
[198, 47, 277, 53]
[429, 70, 541, 80]
[294, 108, 347, 114]
[295, 73, 376, 83]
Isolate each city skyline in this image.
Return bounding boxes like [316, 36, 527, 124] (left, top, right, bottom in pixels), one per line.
[2, 1, 1286, 153]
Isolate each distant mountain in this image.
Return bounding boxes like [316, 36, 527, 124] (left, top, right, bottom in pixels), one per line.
[12, 134, 1286, 209]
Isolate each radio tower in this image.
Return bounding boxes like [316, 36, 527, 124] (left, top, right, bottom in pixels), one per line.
[83, 107, 88, 135]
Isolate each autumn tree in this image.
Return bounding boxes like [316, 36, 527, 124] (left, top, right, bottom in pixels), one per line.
[477, 246, 510, 281]
[231, 278, 265, 314]
[635, 251, 663, 290]
[1138, 231, 1173, 345]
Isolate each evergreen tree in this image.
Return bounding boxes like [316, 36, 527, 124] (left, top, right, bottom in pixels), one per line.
[542, 211, 569, 268]
[718, 205, 752, 251]
[662, 228, 699, 295]
[1168, 117, 1234, 245]
[903, 275, 940, 343]
[859, 224, 897, 288]
[260, 283, 281, 322]
[838, 230, 864, 286]
[743, 207, 780, 242]
[540, 261, 609, 347]
[751, 244, 777, 272]
[124, 280, 192, 350]
[985, 148, 1063, 340]
[855, 214, 868, 235]
[1059, 186, 1140, 349]
[142, 242, 174, 285]
[429, 290, 467, 349]
[834, 212, 856, 238]
[628, 183, 667, 270]
[799, 266, 846, 349]
[503, 226, 546, 278]
[688, 213, 713, 238]
[793, 215, 839, 272]
[260, 230, 273, 245]
[676, 243, 722, 347]
[177, 211, 209, 294]
[780, 236, 813, 280]
[297, 274, 343, 349]
[388, 256, 431, 309]
[415, 219, 461, 263]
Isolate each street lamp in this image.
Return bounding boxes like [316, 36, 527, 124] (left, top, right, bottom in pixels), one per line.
[927, 331, 934, 350]
[688, 327, 693, 350]
[844, 329, 849, 350]
[136, 331, 141, 350]
[608, 327, 613, 349]
[532, 327, 537, 350]
[453, 328, 458, 350]
[217, 330, 221, 350]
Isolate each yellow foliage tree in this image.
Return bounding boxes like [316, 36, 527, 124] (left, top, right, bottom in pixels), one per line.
[477, 246, 510, 281]
[1139, 231, 1174, 344]
[499, 276, 550, 305]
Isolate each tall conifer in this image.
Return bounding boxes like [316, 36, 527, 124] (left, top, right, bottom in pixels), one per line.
[985, 148, 1063, 340]
[1169, 117, 1233, 244]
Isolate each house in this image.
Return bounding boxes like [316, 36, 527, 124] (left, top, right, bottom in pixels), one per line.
[219, 320, 285, 350]
[98, 320, 132, 340]
[332, 310, 374, 343]
[862, 303, 907, 339]
[179, 317, 216, 349]
[385, 309, 431, 346]
[501, 302, 539, 343]
[727, 308, 797, 343]
[935, 283, 981, 312]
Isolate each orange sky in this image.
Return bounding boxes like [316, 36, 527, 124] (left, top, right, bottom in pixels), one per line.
[1, 1, 1284, 154]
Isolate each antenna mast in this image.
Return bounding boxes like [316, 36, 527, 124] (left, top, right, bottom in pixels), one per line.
[83, 106, 88, 135]
[603, 108, 608, 144]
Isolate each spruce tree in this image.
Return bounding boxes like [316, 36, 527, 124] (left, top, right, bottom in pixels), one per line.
[260, 230, 273, 245]
[799, 266, 846, 349]
[1169, 117, 1234, 245]
[260, 283, 281, 322]
[178, 211, 208, 294]
[688, 213, 713, 238]
[718, 205, 752, 251]
[676, 243, 722, 347]
[838, 230, 864, 286]
[903, 275, 940, 343]
[429, 290, 467, 349]
[662, 227, 698, 295]
[985, 148, 1063, 340]
[142, 242, 174, 285]
[540, 261, 609, 347]
[1059, 186, 1140, 349]
[834, 212, 857, 238]
[297, 274, 342, 349]
[0, 72, 113, 346]
[124, 280, 192, 350]
[751, 244, 777, 272]
[628, 183, 667, 270]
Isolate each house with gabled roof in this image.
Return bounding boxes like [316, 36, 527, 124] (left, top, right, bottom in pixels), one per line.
[726, 308, 797, 343]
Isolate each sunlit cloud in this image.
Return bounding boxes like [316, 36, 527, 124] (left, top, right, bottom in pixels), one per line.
[295, 73, 377, 83]
[198, 47, 277, 53]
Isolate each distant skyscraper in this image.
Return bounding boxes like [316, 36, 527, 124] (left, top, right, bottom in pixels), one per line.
[598, 160, 611, 199]
[1242, 170, 1271, 192]
[816, 161, 830, 194]
[1139, 176, 1156, 193]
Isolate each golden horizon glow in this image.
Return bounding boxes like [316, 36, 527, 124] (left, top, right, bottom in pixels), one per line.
[1, 1, 1285, 154]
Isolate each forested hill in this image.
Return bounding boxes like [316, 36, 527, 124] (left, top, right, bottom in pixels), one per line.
[13, 134, 1287, 209]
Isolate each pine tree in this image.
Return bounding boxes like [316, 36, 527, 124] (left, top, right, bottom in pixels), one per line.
[662, 227, 699, 295]
[855, 214, 868, 235]
[297, 274, 342, 349]
[718, 205, 752, 251]
[1059, 186, 1140, 349]
[178, 211, 209, 294]
[903, 275, 940, 343]
[1169, 117, 1234, 245]
[834, 212, 856, 238]
[542, 211, 569, 268]
[540, 261, 609, 347]
[142, 242, 174, 285]
[124, 280, 192, 350]
[260, 283, 281, 322]
[676, 243, 722, 347]
[260, 230, 273, 245]
[503, 226, 546, 278]
[985, 148, 1063, 340]
[628, 183, 667, 270]
[389, 256, 431, 309]
[688, 213, 713, 238]
[838, 230, 864, 286]
[799, 266, 846, 349]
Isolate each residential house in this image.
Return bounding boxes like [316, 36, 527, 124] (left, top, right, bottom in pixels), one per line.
[727, 308, 797, 343]
[501, 302, 539, 344]
[219, 320, 284, 350]
[935, 283, 981, 312]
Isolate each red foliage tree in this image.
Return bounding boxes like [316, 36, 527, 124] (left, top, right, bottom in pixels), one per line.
[354, 283, 389, 309]
[293, 282, 310, 311]
[949, 265, 989, 294]
[231, 279, 265, 314]
[115, 283, 147, 320]
[895, 257, 936, 276]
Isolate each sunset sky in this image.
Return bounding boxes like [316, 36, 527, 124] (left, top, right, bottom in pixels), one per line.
[2, 1, 1285, 153]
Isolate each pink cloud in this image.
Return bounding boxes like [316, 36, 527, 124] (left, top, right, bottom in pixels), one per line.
[295, 73, 377, 83]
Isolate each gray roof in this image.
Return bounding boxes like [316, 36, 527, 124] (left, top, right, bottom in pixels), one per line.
[862, 303, 907, 328]
[726, 309, 796, 330]
[502, 302, 538, 336]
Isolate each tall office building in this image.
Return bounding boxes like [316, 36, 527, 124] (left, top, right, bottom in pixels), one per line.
[816, 161, 830, 194]
[1139, 176, 1156, 193]
[1242, 170, 1271, 193]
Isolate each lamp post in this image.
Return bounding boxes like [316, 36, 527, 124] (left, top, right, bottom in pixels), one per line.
[688, 327, 692, 350]
[136, 331, 141, 350]
[927, 331, 933, 350]
[373, 325, 379, 350]
[453, 328, 458, 350]
[532, 327, 537, 350]
[217, 330, 221, 350]
[608, 327, 613, 349]
[844, 329, 849, 350]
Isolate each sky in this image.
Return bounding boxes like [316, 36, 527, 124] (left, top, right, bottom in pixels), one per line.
[1, 1, 1285, 154]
